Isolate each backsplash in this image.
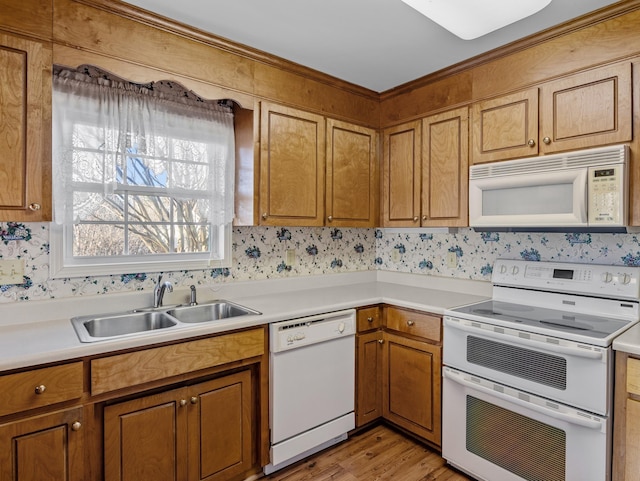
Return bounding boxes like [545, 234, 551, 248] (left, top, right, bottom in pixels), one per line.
[2, 222, 640, 303]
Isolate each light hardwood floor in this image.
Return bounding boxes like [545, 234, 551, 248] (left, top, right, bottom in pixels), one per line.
[263, 424, 474, 481]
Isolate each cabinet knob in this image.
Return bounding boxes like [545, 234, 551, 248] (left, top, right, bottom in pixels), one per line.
[28, 203, 41, 211]
[543, 136, 551, 145]
[179, 399, 187, 407]
[367, 317, 373, 323]
[71, 421, 82, 431]
[422, 215, 427, 221]
[407, 320, 415, 326]
[527, 139, 536, 147]
[378, 339, 384, 344]
[190, 396, 198, 404]
[34, 385, 46, 395]
[262, 213, 268, 220]
[413, 216, 419, 222]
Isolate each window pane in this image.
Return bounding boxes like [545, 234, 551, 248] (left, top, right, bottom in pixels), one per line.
[73, 224, 124, 256]
[128, 195, 171, 222]
[72, 151, 115, 183]
[121, 152, 169, 187]
[73, 192, 125, 222]
[174, 224, 210, 253]
[172, 139, 207, 162]
[172, 199, 210, 223]
[128, 224, 171, 254]
[171, 161, 209, 190]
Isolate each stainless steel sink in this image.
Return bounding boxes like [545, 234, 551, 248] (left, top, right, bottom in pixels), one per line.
[71, 300, 261, 342]
[71, 311, 178, 342]
[167, 301, 261, 323]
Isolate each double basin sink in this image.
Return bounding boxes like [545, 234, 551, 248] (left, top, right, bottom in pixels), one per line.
[71, 301, 261, 343]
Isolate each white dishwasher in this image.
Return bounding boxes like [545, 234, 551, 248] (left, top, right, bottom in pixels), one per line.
[264, 309, 356, 474]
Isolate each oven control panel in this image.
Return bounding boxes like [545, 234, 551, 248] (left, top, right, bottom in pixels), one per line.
[493, 259, 640, 299]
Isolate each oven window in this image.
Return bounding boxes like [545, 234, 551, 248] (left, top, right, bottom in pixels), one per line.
[467, 336, 567, 390]
[466, 396, 566, 481]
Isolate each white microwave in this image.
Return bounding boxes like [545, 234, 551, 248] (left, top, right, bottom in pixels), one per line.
[469, 144, 629, 230]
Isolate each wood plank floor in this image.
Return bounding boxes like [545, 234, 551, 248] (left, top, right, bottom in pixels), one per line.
[263, 424, 475, 481]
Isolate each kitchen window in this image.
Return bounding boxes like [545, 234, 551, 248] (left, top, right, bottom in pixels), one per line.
[50, 66, 235, 278]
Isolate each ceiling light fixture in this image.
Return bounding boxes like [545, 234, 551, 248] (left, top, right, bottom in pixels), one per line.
[400, 0, 553, 40]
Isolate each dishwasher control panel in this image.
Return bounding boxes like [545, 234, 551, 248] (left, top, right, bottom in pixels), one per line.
[270, 309, 356, 352]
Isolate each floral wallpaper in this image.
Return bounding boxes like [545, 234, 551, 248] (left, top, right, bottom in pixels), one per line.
[2, 222, 640, 303]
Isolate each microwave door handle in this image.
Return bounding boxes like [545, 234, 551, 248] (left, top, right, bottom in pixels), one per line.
[443, 368, 603, 430]
[444, 318, 604, 360]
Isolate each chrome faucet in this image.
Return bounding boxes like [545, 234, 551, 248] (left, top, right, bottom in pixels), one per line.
[189, 285, 198, 306]
[153, 275, 173, 308]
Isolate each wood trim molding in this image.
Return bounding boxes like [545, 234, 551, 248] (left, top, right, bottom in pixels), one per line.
[381, 0, 640, 100]
[67, 0, 379, 100]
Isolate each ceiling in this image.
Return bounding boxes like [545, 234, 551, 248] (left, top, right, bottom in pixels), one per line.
[123, 0, 622, 93]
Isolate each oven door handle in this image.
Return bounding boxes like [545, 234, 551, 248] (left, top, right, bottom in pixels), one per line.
[444, 318, 604, 360]
[443, 368, 604, 430]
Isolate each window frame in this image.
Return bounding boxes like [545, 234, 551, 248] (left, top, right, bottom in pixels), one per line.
[50, 68, 235, 279]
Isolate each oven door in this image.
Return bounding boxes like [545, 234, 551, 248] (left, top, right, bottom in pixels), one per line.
[443, 316, 611, 415]
[442, 367, 610, 481]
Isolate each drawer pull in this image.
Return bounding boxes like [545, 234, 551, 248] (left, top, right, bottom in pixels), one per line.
[71, 421, 82, 431]
[407, 320, 415, 326]
[367, 317, 373, 323]
[34, 385, 46, 395]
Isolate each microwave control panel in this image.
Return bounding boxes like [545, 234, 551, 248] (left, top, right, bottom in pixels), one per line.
[588, 163, 626, 225]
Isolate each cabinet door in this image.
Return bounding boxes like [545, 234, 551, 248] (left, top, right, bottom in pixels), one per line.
[381, 120, 422, 227]
[539, 62, 632, 154]
[0, 406, 84, 481]
[382, 331, 442, 446]
[356, 330, 383, 427]
[326, 119, 378, 227]
[471, 88, 539, 164]
[104, 388, 188, 481]
[259, 102, 325, 226]
[187, 370, 254, 481]
[421, 107, 468, 227]
[0, 33, 51, 221]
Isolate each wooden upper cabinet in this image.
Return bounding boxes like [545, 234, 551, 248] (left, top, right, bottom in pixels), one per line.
[0, 33, 51, 221]
[421, 107, 468, 227]
[539, 62, 632, 154]
[471, 62, 632, 165]
[259, 102, 325, 226]
[381, 120, 422, 227]
[326, 119, 378, 227]
[471, 88, 539, 164]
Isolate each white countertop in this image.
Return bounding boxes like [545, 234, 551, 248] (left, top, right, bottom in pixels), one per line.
[0, 271, 491, 372]
[613, 323, 640, 355]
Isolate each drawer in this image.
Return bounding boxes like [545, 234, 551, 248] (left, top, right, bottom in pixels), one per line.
[627, 357, 640, 396]
[357, 306, 382, 332]
[91, 327, 265, 395]
[0, 362, 83, 416]
[384, 307, 441, 342]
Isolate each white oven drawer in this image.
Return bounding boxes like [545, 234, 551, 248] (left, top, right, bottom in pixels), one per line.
[443, 316, 611, 415]
[442, 367, 610, 481]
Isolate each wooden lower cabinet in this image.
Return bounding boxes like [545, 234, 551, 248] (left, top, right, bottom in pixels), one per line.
[104, 370, 253, 481]
[0, 406, 84, 481]
[382, 331, 441, 446]
[614, 353, 640, 480]
[355, 305, 443, 447]
[356, 330, 383, 427]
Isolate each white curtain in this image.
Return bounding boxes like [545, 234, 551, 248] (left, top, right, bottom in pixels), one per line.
[52, 66, 235, 228]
